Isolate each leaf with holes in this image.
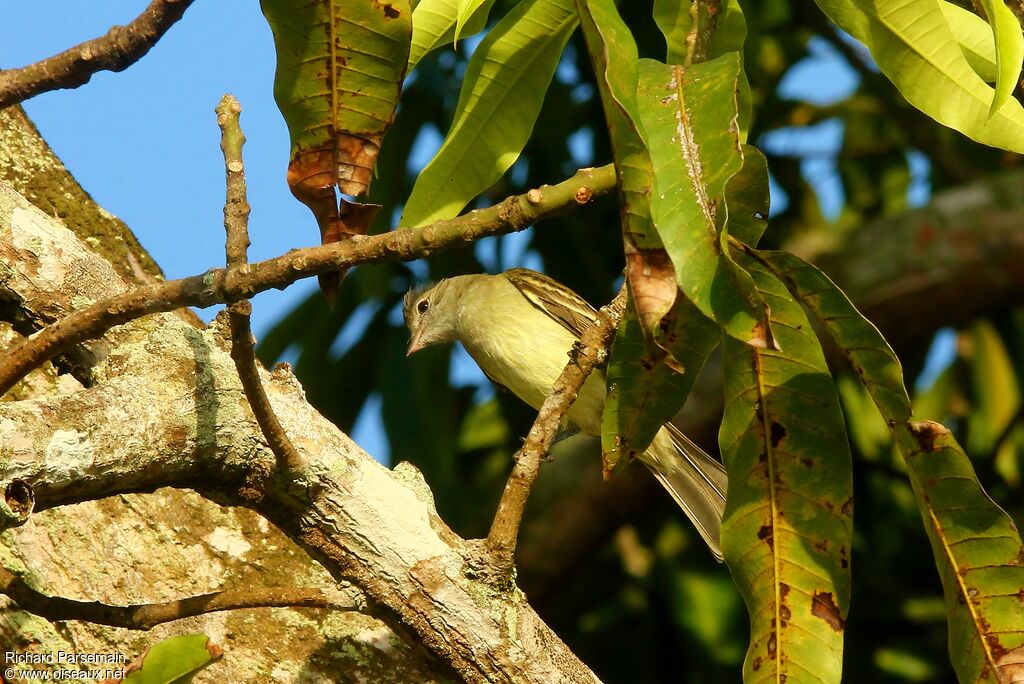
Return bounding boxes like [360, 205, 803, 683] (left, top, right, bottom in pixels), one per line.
[719, 255, 852, 684]
[401, 0, 577, 228]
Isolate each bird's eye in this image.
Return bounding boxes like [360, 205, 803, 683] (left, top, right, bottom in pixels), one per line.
[417, 299, 430, 314]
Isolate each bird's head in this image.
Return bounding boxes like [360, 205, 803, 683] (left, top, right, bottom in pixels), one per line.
[403, 278, 462, 355]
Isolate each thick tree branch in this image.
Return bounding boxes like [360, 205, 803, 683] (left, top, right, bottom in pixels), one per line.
[0, 565, 358, 631]
[217, 95, 305, 474]
[0, 191, 601, 683]
[0, 0, 195, 109]
[486, 284, 628, 574]
[0, 165, 616, 397]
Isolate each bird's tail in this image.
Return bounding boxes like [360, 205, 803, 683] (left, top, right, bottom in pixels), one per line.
[639, 423, 728, 561]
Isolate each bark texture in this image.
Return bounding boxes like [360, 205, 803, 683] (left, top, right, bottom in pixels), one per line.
[0, 181, 598, 682]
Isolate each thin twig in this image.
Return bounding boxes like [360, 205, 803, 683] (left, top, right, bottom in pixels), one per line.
[0, 164, 616, 397]
[485, 283, 629, 574]
[0, 565, 356, 631]
[217, 95, 305, 474]
[0, 0, 196, 109]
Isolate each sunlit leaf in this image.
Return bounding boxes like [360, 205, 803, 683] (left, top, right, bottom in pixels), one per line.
[978, 0, 1024, 114]
[637, 56, 775, 350]
[942, 0, 998, 83]
[812, 0, 1024, 152]
[123, 634, 222, 683]
[407, 0, 497, 70]
[719, 256, 853, 684]
[401, 0, 577, 227]
[261, 0, 412, 201]
[653, 0, 752, 137]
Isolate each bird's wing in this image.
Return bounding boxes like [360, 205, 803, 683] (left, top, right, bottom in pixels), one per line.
[505, 269, 598, 339]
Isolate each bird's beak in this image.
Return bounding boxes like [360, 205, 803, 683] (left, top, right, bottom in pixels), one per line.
[406, 331, 426, 356]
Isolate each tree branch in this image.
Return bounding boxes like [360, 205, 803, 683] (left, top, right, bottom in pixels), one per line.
[217, 95, 305, 475]
[0, 164, 616, 397]
[0, 0, 196, 109]
[486, 284, 628, 575]
[0, 188, 601, 683]
[0, 565, 358, 631]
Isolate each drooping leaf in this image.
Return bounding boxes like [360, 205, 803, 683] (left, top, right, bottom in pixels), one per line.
[574, 0, 678, 337]
[123, 634, 222, 683]
[407, 0, 497, 70]
[754, 249, 912, 422]
[637, 56, 775, 350]
[602, 293, 719, 471]
[894, 421, 1024, 684]
[756, 249, 1024, 684]
[942, 0, 998, 82]
[401, 0, 577, 228]
[719, 256, 853, 684]
[978, 0, 1024, 114]
[812, 0, 1024, 152]
[261, 0, 412, 246]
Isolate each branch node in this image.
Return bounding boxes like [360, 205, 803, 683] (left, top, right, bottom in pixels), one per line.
[2, 479, 35, 528]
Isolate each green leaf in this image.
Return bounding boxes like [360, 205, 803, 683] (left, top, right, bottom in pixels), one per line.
[812, 0, 1024, 152]
[754, 249, 1024, 684]
[966, 320, 1021, 455]
[894, 422, 1024, 684]
[719, 256, 853, 684]
[575, 0, 678, 337]
[261, 0, 412, 200]
[400, 0, 577, 228]
[124, 634, 222, 683]
[979, 0, 1024, 114]
[942, 0, 998, 83]
[753, 249, 912, 422]
[636, 56, 775, 350]
[455, 0, 485, 43]
[407, 0, 497, 70]
[653, 0, 691, 64]
[602, 293, 719, 469]
[724, 145, 770, 247]
[653, 0, 752, 138]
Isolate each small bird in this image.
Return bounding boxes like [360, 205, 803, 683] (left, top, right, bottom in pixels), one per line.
[404, 268, 728, 560]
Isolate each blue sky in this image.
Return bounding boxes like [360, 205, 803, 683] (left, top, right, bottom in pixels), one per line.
[3, 3, 948, 461]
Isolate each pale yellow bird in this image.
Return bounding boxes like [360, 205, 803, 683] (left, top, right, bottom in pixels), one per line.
[404, 268, 727, 560]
